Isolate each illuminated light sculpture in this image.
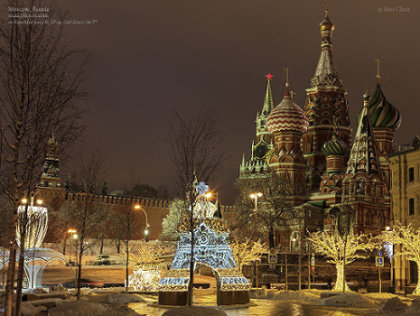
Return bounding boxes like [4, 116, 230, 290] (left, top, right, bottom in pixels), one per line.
[158, 182, 250, 306]
[129, 268, 161, 291]
[9, 200, 68, 289]
[16, 204, 48, 249]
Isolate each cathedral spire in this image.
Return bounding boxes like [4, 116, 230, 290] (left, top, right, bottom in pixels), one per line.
[284, 67, 291, 98]
[310, 6, 342, 88]
[375, 58, 382, 84]
[262, 73, 274, 115]
[346, 94, 380, 176]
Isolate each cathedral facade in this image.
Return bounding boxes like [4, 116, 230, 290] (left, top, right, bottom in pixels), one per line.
[239, 8, 401, 250]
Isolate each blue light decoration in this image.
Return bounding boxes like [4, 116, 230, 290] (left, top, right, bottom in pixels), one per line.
[158, 182, 250, 295]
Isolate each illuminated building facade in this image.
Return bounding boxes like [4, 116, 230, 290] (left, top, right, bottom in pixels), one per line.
[238, 7, 401, 250]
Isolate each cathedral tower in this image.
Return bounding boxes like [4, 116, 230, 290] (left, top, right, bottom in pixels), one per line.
[361, 60, 401, 190]
[303, 8, 352, 191]
[319, 118, 348, 198]
[266, 81, 309, 205]
[341, 94, 389, 234]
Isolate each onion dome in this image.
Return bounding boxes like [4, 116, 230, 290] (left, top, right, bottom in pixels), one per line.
[320, 10, 334, 32]
[366, 83, 401, 129]
[267, 85, 309, 134]
[322, 133, 348, 156]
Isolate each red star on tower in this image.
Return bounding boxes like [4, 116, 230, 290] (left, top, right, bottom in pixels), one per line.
[265, 73, 273, 80]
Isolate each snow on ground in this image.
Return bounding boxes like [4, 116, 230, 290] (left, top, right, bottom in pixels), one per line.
[103, 293, 144, 304]
[21, 302, 47, 316]
[48, 300, 113, 316]
[162, 306, 226, 316]
[22, 288, 47, 295]
[405, 299, 420, 315]
[380, 297, 410, 313]
[272, 289, 322, 303]
[321, 292, 378, 308]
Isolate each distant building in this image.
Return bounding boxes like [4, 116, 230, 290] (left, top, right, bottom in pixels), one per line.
[389, 137, 420, 292]
[35, 137, 170, 245]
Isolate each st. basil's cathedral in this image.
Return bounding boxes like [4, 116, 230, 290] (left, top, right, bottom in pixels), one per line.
[239, 8, 402, 250]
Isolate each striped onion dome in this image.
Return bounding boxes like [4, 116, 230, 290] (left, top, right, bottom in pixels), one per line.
[357, 84, 401, 129]
[267, 88, 309, 134]
[322, 134, 348, 156]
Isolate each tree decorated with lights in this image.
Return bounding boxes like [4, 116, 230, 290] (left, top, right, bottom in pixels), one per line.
[128, 241, 175, 269]
[308, 230, 376, 291]
[230, 238, 268, 272]
[126, 242, 175, 291]
[382, 224, 420, 294]
[160, 199, 189, 241]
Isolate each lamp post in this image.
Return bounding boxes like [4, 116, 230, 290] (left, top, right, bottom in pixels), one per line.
[134, 204, 150, 242]
[249, 192, 262, 212]
[64, 228, 77, 256]
[72, 232, 79, 289]
[383, 226, 394, 288]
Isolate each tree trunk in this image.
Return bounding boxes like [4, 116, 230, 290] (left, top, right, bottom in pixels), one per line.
[116, 241, 120, 254]
[413, 261, 420, 295]
[125, 207, 131, 293]
[125, 240, 129, 292]
[63, 230, 68, 255]
[100, 234, 104, 255]
[333, 261, 350, 292]
[76, 203, 88, 300]
[187, 203, 194, 306]
[15, 216, 28, 316]
[5, 246, 17, 316]
[76, 237, 83, 300]
[268, 225, 275, 249]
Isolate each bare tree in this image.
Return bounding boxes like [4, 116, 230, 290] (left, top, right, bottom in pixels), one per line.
[57, 200, 76, 255]
[108, 207, 125, 254]
[0, 0, 87, 313]
[167, 109, 227, 305]
[237, 171, 294, 248]
[96, 203, 109, 255]
[67, 154, 105, 299]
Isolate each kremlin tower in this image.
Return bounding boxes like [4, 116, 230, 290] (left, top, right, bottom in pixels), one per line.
[40, 134, 61, 188]
[239, 74, 275, 180]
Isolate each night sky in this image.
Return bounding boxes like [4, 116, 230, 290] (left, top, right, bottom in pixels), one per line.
[57, 0, 419, 203]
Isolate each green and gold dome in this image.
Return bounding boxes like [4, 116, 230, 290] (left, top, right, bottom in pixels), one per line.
[322, 134, 348, 157]
[357, 84, 401, 130]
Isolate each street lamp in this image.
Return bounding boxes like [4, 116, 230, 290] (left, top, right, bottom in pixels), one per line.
[134, 204, 150, 242]
[249, 192, 263, 212]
